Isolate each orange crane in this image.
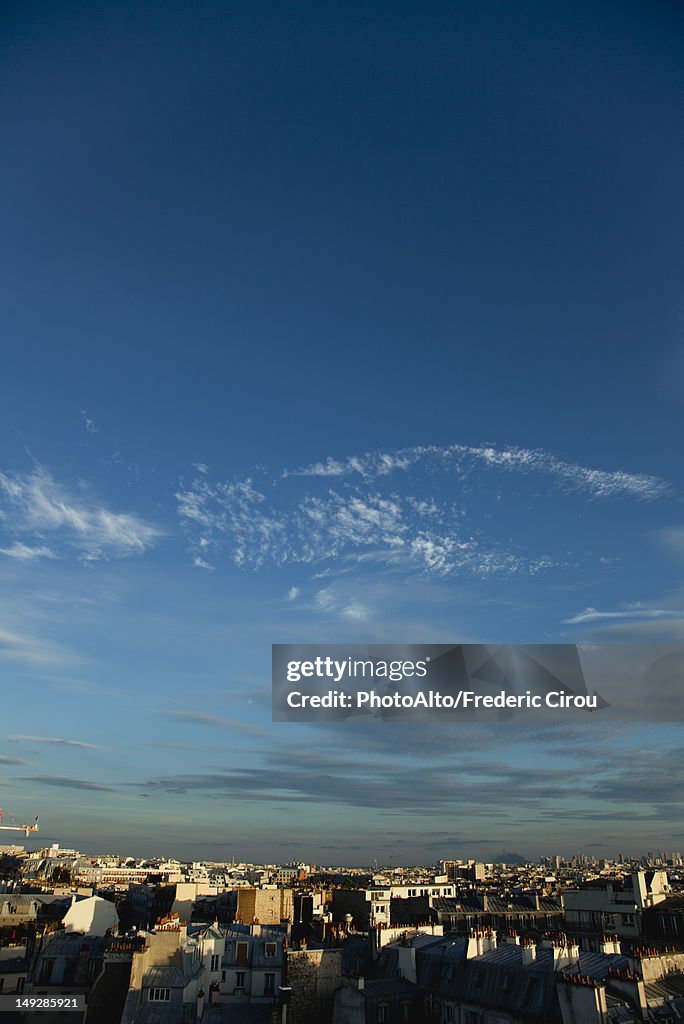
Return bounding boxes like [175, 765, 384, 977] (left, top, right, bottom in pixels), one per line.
[0, 808, 39, 836]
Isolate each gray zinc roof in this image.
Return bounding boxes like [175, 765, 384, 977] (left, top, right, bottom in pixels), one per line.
[143, 966, 187, 989]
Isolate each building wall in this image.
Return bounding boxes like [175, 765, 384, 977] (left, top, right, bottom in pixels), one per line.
[0, 963, 27, 996]
[637, 949, 684, 983]
[63, 896, 118, 936]
[236, 888, 294, 925]
[171, 881, 218, 923]
[219, 926, 285, 1003]
[0, 899, 39, 926]
[286, 948, 342, 1024]
[120, 929, 184, 1023]
[557, 982, 608, 1024]
[331, 984, 365, 1024]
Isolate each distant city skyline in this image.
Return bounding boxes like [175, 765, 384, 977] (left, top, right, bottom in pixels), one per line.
[1, 0, 683, 861]
[5, 836, 684, 871]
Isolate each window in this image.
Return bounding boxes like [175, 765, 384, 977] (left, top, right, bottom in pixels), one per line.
[0, 980, 4, 994]
[377, 1005, 389, 1023]
[520, 978, 537, 1010]
[444, 1008, 453, 1023]
[236, 942, 248, 964]
[221, 971, 226, 983]
[264, 973, 275, 995]
[235, 971, 245, 991]
[149, 988, 170, 1001]
[40, 959, 55, 984]
[265, 942, 277, 958]
[210, 955, 220, 972]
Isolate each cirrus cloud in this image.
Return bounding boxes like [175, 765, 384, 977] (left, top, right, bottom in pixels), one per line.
[177, 441, 666, 578]
[0, 467, 162, 563]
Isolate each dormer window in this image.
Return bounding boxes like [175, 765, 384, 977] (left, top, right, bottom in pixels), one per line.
[149, 988, 170, 1001]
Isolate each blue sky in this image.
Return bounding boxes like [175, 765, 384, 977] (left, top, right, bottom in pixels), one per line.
[1, 0, 684, 863]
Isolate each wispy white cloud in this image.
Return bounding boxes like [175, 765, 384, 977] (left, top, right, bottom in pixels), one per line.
[192, 556, 215, 571]
[0, 467, 162, 563]
[653, 526, 684, 561]
[287, 586, 300, 601]
[29, 674, 123, 698]
[163, 711, 270, 737]
[177, 442, 668, 580]
[0, 542, 57, 561]
[8, 735, 108, 750]
[80, 410, 98, 434]
[341, 599, 370, 621]
[177, 478, 289, 568]
[177, 477, 539, 578]
[289, 443, 668, 501]
[0, 627, 82, 669]
[285, 451, 414, 480]
[563, 605, 680, 625]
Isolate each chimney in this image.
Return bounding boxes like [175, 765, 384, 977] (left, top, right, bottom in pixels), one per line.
[397, 945, 417, 984]
[551, 941, 580, 973]
[557, 976, 608, 1024]
[466, 931, 483, 959]
[522, 941, 536, 966]
[278, 986, 292, 1024]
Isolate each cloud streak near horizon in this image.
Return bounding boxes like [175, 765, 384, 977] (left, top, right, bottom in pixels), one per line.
[135, 730, 684, 819]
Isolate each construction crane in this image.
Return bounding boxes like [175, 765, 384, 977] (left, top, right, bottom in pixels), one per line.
[0, 808, 39, 836]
